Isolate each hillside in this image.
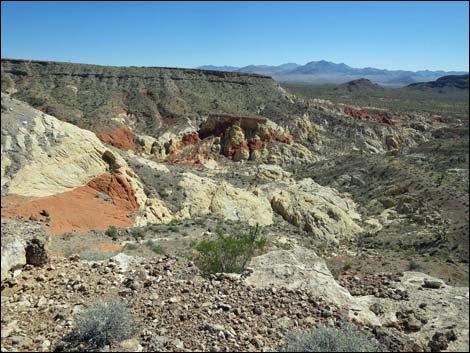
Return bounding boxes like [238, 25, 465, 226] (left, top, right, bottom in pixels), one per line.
[334, 78, 385, 93]
[1, 59, 290, 137]
[406, 74, 470, 91]
[283, 80, 470, 116]
[1, 58, 424, 160]
[1, 59, 469, 353]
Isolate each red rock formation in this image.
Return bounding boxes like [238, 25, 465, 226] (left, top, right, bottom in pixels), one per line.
[1, 175, 137, 235]
[248, 137, 264, 152]
[261, 130, 294, 144]
[165, 140, 218, 168]
[343, 106, 397, 126]
[182, 132, 201, 146]
[87, 173, 139, 211]
[163, 115, 294, 164]
[96, 126, 136, 152]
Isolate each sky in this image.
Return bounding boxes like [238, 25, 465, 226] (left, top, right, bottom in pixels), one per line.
[1, 1, 469, 71]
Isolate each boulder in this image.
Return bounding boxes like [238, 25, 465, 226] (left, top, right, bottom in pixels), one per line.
[25, 238, 48, 267]
[423, 278, 445, 289]
[1, 235, 26, 281]
[245, 246, 380, 326]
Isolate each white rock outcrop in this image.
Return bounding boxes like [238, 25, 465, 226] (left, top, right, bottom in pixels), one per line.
[178, 172, 273, 226]
[259, 178, 363, 242]
[1, 235, 26, 282]
[245, 246, 380, 326]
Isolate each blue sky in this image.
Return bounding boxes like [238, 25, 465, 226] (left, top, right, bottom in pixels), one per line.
[1, 1, 469, 71]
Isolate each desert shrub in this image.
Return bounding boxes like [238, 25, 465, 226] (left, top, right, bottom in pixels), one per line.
[193, 224, 267, 276]
[105, 225, 118, 240]
[279, 324, 381, 352]
[131, 228, 145, 240]
[70, 299, 137, 349]
[167, 225, 179, 232]
[194, 217, 206, 226]
[79, 249, 118, 261]
[407, 259, 423, 271]
[144, 240, 166, 255]
[124, 242, 140, 251]
[342, 260, 353, 271]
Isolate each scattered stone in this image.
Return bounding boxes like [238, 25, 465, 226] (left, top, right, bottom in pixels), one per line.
[25, 239, 48, 267]
[423, 279, 444, 289]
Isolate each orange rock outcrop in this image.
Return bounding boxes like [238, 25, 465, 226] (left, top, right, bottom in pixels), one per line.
[96, 126, 136, 151]
[1, 173, 139, 235]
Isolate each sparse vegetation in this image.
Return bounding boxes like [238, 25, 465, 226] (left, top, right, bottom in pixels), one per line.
[342, 260, 353, 271]
[105, 225, 118, 240]
[408, 259, 423, 271]
[131, 228, 145, 240]
[144, 240, 166, 255]
[79, 249, 119, 261]
[279, 323, 382, 352]
[283, 82, 469, 116]
[167, 225, 179, 232]
[194, 217, 207, 226]
[68, 299, 137, 350]
[62, 244, 118, 261]
[124, 242, 140, 251]
[192, 224, 267, 276]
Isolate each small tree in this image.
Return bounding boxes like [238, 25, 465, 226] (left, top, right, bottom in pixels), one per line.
[193, 224, 267, 276]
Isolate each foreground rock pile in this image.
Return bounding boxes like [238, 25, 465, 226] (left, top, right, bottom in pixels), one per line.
[1, 255, 352, 352]
[2, 243, 468, 352]
[338, 272, 409, 300]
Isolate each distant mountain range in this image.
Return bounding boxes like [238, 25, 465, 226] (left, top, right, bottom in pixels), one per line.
[406, 74, 469, 91]
[196, 60, 468, 87]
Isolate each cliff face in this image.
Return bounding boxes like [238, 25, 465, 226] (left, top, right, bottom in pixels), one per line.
[1, 59, 292, 138]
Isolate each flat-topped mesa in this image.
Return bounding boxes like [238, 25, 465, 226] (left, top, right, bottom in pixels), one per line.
[1, 58, 272, 80]
[1, 58, 289, 141]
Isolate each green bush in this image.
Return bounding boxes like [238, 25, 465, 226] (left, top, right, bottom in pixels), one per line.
[105, 225, 118, 240]
[124, 242, 140, 251]
[194, 217, 207, 226]
[193, 224, 266, 276]
[407, 259, 423, 271]
[131, 228, 145, 240]
[167, 225, 179, 232]
[279, 324, 381, 352]
[70, 299, 137, 349]
[342, 260, 353, 271]
[144, 240, 166, 255]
